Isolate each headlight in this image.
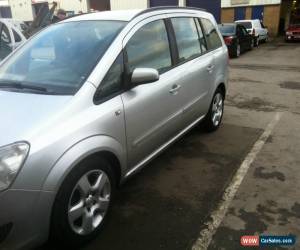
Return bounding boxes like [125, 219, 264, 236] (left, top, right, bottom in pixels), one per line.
[0, 142, 29, 191]
[286, 31, 293, 36]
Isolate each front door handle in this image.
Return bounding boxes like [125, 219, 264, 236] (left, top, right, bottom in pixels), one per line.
[169, 84, 181, 94]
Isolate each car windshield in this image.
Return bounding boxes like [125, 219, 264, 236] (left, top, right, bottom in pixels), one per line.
[218, 24, 235, 35]
[0, 20, 126, 95]
[236, 22, 252, 29]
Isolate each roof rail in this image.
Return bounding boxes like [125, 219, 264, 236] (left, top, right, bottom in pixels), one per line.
[133, 6, 207, 19]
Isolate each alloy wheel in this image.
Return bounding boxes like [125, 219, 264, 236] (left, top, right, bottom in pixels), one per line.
[211, 93, 224, 127]
[68, 170, 111, 235]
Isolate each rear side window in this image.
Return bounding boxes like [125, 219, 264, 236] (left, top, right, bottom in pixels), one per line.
[171, 17, 201, 62]
[237, 21, 252, 29]
[126, 20, 172, 74]
[201, 18, 222, 50]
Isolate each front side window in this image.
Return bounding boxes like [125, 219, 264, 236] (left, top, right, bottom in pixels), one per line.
[201, 18, 222, 51]
[171, 17, 201, 62]
[126, 20, 172, 74]
[94, 53, 123, 102]
[0, 20, 126, 95]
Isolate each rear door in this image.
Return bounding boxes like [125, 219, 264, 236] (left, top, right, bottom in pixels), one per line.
[122, 16, 185, 169]
[166, 15, 214, 127]
[201, 17, 227, 100]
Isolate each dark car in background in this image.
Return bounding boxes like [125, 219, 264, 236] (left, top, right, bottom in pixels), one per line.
[218, 23, 254, 58]
[286, 24, 300, 42]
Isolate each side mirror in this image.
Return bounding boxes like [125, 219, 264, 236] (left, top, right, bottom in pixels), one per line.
[131, 68, 159, 85]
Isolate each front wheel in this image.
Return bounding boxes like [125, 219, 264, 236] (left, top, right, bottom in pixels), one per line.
[203, 88, 225, 132]
[50, 156, 115, 247]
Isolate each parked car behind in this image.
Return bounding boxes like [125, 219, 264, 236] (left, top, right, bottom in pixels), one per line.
[0, 19, 27, 60]
[235, 19, 268, 46]
[218, 23, 254, 58]
[285, 24, 300, 42]
[0, 7, 228, 249]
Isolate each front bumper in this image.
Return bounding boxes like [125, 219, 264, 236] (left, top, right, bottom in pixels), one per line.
[0, 189, 55, 250]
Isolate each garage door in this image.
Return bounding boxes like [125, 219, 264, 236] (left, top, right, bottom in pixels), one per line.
[186, 0, 221, 22]
[149, 0, 178, 7]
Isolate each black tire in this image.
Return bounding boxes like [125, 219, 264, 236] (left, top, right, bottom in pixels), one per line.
[233, 42, 241, 58]
[255, 36, 260, 47]
[203, 88, 225, 133]
[249, 38, 254, 50]
[50, 156, 116, 248]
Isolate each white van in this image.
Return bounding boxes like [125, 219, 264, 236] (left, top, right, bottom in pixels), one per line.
[235, 19, 268, 45]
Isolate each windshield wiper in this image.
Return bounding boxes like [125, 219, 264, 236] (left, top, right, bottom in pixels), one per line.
[0, 80, 50, 93]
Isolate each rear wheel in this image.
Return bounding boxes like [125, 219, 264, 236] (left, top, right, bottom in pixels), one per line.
[50, 156, 115, 247]
[249, 38, 254, 50]
[203, 88, 225, 132]
[233, 42, 241, 58]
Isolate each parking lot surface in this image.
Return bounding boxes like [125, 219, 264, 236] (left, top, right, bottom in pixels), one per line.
[40, 39, 300, 250]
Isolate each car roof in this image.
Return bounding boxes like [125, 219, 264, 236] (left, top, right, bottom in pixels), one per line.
[62, 7, 208, 23]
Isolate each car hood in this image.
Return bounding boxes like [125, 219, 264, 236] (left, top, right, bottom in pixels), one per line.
[0, 90, 72, 147]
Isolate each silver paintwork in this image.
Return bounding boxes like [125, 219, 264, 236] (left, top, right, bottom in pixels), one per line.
[0, 8, 228, 250]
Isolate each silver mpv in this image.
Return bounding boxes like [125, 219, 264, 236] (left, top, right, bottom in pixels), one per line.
[0, 7, 228, 250]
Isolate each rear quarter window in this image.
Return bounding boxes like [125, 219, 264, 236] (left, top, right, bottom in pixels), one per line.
[201, 18, 222, 51]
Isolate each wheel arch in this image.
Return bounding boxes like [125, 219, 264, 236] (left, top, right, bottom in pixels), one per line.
[42, 135, 126, 193]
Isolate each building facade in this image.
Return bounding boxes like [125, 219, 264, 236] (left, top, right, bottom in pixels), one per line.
[220, 0, 282, 36]
[5, 0, 222, 22]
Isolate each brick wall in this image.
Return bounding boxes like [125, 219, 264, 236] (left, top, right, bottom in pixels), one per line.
[221, 8, 234, 22]
[245, 7, 252, 19]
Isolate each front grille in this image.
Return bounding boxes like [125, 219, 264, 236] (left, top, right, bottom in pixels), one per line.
[0, 223, 13, 244]
[293, 32, 300, 35]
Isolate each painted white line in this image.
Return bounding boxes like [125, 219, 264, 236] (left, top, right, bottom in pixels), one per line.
[192, 112, 283, 250]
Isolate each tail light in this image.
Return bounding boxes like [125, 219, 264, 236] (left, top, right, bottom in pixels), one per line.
[224, 36, 233, 45]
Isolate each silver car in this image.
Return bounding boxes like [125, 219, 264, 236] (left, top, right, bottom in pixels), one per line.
[0, 7, 228, 250]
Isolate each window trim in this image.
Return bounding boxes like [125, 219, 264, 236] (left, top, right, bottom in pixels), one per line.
[194, 17, 208, 54]
[94, 16, 225, 106]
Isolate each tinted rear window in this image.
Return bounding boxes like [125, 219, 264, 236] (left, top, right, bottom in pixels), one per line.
[218, 24, 235, 34]
[236, 22, 252, 29]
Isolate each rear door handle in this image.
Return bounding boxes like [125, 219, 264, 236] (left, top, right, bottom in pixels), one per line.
[169, 84, 181, 94]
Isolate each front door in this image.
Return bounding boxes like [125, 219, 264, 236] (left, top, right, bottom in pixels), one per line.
[122, 17, 184, 169]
